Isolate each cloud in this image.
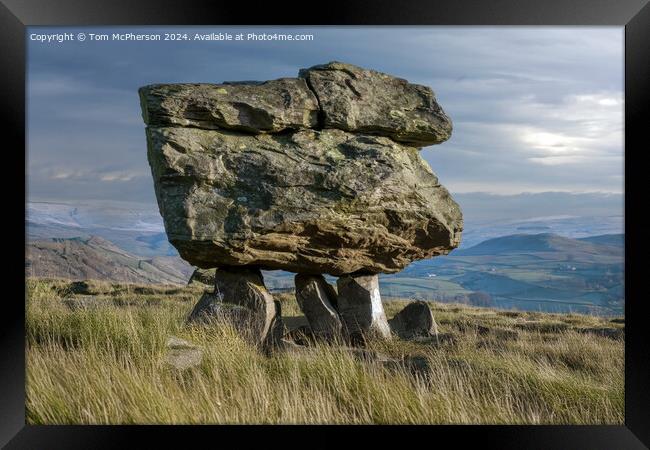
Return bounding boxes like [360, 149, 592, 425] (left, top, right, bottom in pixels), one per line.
[99, 171, 142, 182]
[26, 26, 624, 212]
[454, 191, 624, 223]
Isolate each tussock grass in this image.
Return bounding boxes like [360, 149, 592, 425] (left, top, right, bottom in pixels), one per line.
[26, 278, 624, 424]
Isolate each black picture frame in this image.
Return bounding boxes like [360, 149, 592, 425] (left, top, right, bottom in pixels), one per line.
[3, 0, 648, 447]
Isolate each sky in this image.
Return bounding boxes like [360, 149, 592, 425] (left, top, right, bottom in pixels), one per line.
[27, 26, 624, 216]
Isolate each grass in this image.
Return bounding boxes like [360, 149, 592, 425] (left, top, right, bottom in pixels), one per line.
[26, 277, 624, 424]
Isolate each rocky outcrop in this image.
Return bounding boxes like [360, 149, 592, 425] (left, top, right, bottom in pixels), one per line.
[295, 274, 341, 339]
[140, 61, 462, 276]
[388, 301, 438, 339]
[336, 274, 391, 341]
[26, 236, 193, 285]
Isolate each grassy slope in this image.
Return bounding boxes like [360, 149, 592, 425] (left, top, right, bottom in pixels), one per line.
[26, 278, 624, 425]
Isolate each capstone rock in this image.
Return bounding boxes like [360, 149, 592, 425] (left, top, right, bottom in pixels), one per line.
[144, 126, 461, 274]
[139, 78, 319, 133]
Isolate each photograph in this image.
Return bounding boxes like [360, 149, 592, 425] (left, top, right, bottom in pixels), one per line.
[22, 25, 630, 426]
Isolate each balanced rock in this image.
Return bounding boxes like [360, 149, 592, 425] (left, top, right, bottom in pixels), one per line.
[295, 274, 341, 339]
[140, 62, 462, 276]
[299, 62, 452, 146]
[336, 274, 391, 341]
[188, 267, 282, 346]
[388, 301, 438, 339]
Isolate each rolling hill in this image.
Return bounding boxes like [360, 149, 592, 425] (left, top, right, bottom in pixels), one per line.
[453, 233, 623, 257]
[578, 233, 624, 247]
[381, 233, 624, 315]
[27, 201, 178, 257]
[26, 236, 193, 285]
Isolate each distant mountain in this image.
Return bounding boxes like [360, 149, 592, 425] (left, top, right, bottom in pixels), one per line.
[386, 232, 624, 315]
[26, 236, 193, 285]
[454, 233, 623, 257]
[578, 234, 624, 248]
[27, 201, 177, 257]
[459, 214, 623, 248]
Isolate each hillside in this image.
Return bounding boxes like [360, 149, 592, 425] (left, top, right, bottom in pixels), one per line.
[26, 278, 624, 425]
[27, 201, 177, 257]
[26, 236, 193, 285]
[578, 233, 624, 247]
[453, 233, 622, 257]
[380, 233, 624, 315]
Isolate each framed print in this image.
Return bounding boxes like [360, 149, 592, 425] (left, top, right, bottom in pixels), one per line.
[2, 0, 649, 447]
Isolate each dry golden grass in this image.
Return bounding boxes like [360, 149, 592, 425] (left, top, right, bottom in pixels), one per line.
[26, 278, 624, 424]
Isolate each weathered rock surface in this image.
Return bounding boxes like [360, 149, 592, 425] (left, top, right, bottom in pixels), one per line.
[187, 267, 216, 286]
[140, 62, 462, 276]
[295, 274, 341, 339]
[139, 78, 319, 133]
[145, 126, 461, 274]
[299, 62, 452, 146]
[268, 300, 286, 347]
[336, 274, 391, 340]
[187, 267, 281, 346]
[388, 301, 438, 339]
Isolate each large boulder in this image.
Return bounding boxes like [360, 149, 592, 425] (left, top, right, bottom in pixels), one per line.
[299, 62, 452, 146]
[144, 126, 461, 274]
[388, 301, 438, 339]
[295, 274, 341, 339]
[187, 267, 282, 346]
[140, 62, 462, 276]
[336, 274, 391, 341]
